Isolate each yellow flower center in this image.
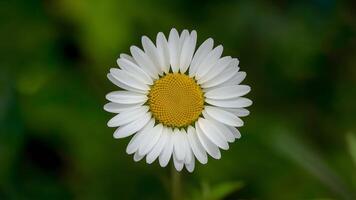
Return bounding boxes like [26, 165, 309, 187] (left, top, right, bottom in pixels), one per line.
[148, 73, 204, 128]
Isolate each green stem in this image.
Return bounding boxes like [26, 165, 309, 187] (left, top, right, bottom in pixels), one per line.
[171, 164, 182, 200]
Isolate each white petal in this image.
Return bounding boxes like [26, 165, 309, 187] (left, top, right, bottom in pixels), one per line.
[226, 126, 241, 139]
[133, 151, 144, 162]
[159, 128, 174, 167]
[205, 85, 251, 100]
[202, 110, 235, 143]
[136, 129, 153, 154]
[177, 30, 189, 72]
[168, 28, 180, 73]
[173, 128, 186, 162]
[107, 74, 147, 94]
[201, 66, 238, 89]
[187, 126, 208, 164]
[216, 124, 236, 143]
[146, 127, 168, 164]
[138, 124, 164, 156]
[198, 118, 229, 150]
[195, 45, 223, 80]
[223, 71, 246, 86]
[130, 46, 159, 79]
[141, 36, 162, 75]
[104, 102, 142, 113]
[126, 119, 155, 154]
[105, 91, 147, 104]
[195, 120, 221, 159]
[198, 56, 232, 84]
[177, 30, 189, 66]
[179, 30, 189, 46]
[204, 106, 243, 127]
[117, 58, 153, 85]
[110, 68, 150, 91]
[113, 112, 151, 139]
[185, 154, 195, 173]
[179, 30, 197, 73]
[126, 131, 144, 155]
[222, 108, 250, 117]
[107, 106, 149, 127]
[181, 129, 192, 164]
[205, 97, 253, 108]
[119, 53, 136, 64]
[156, 32, 170, 74]
[189, 38, 214, 77]
[227, 57, 239, 71]
[173, 153, 184, 171]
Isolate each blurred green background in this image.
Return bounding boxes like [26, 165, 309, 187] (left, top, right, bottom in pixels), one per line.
[1, 0, 356, 199]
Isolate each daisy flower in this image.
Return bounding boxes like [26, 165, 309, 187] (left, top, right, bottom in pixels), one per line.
[104, 28, 252, 172]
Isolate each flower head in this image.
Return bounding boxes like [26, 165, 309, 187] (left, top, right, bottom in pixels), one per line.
[104, 28, 252, 172]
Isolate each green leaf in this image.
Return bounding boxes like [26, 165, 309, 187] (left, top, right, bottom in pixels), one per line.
[207, 181, 244, 200]
[189, 181, 244, 200]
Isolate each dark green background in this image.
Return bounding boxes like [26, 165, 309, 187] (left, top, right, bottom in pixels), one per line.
[1, 0, 356, 199]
